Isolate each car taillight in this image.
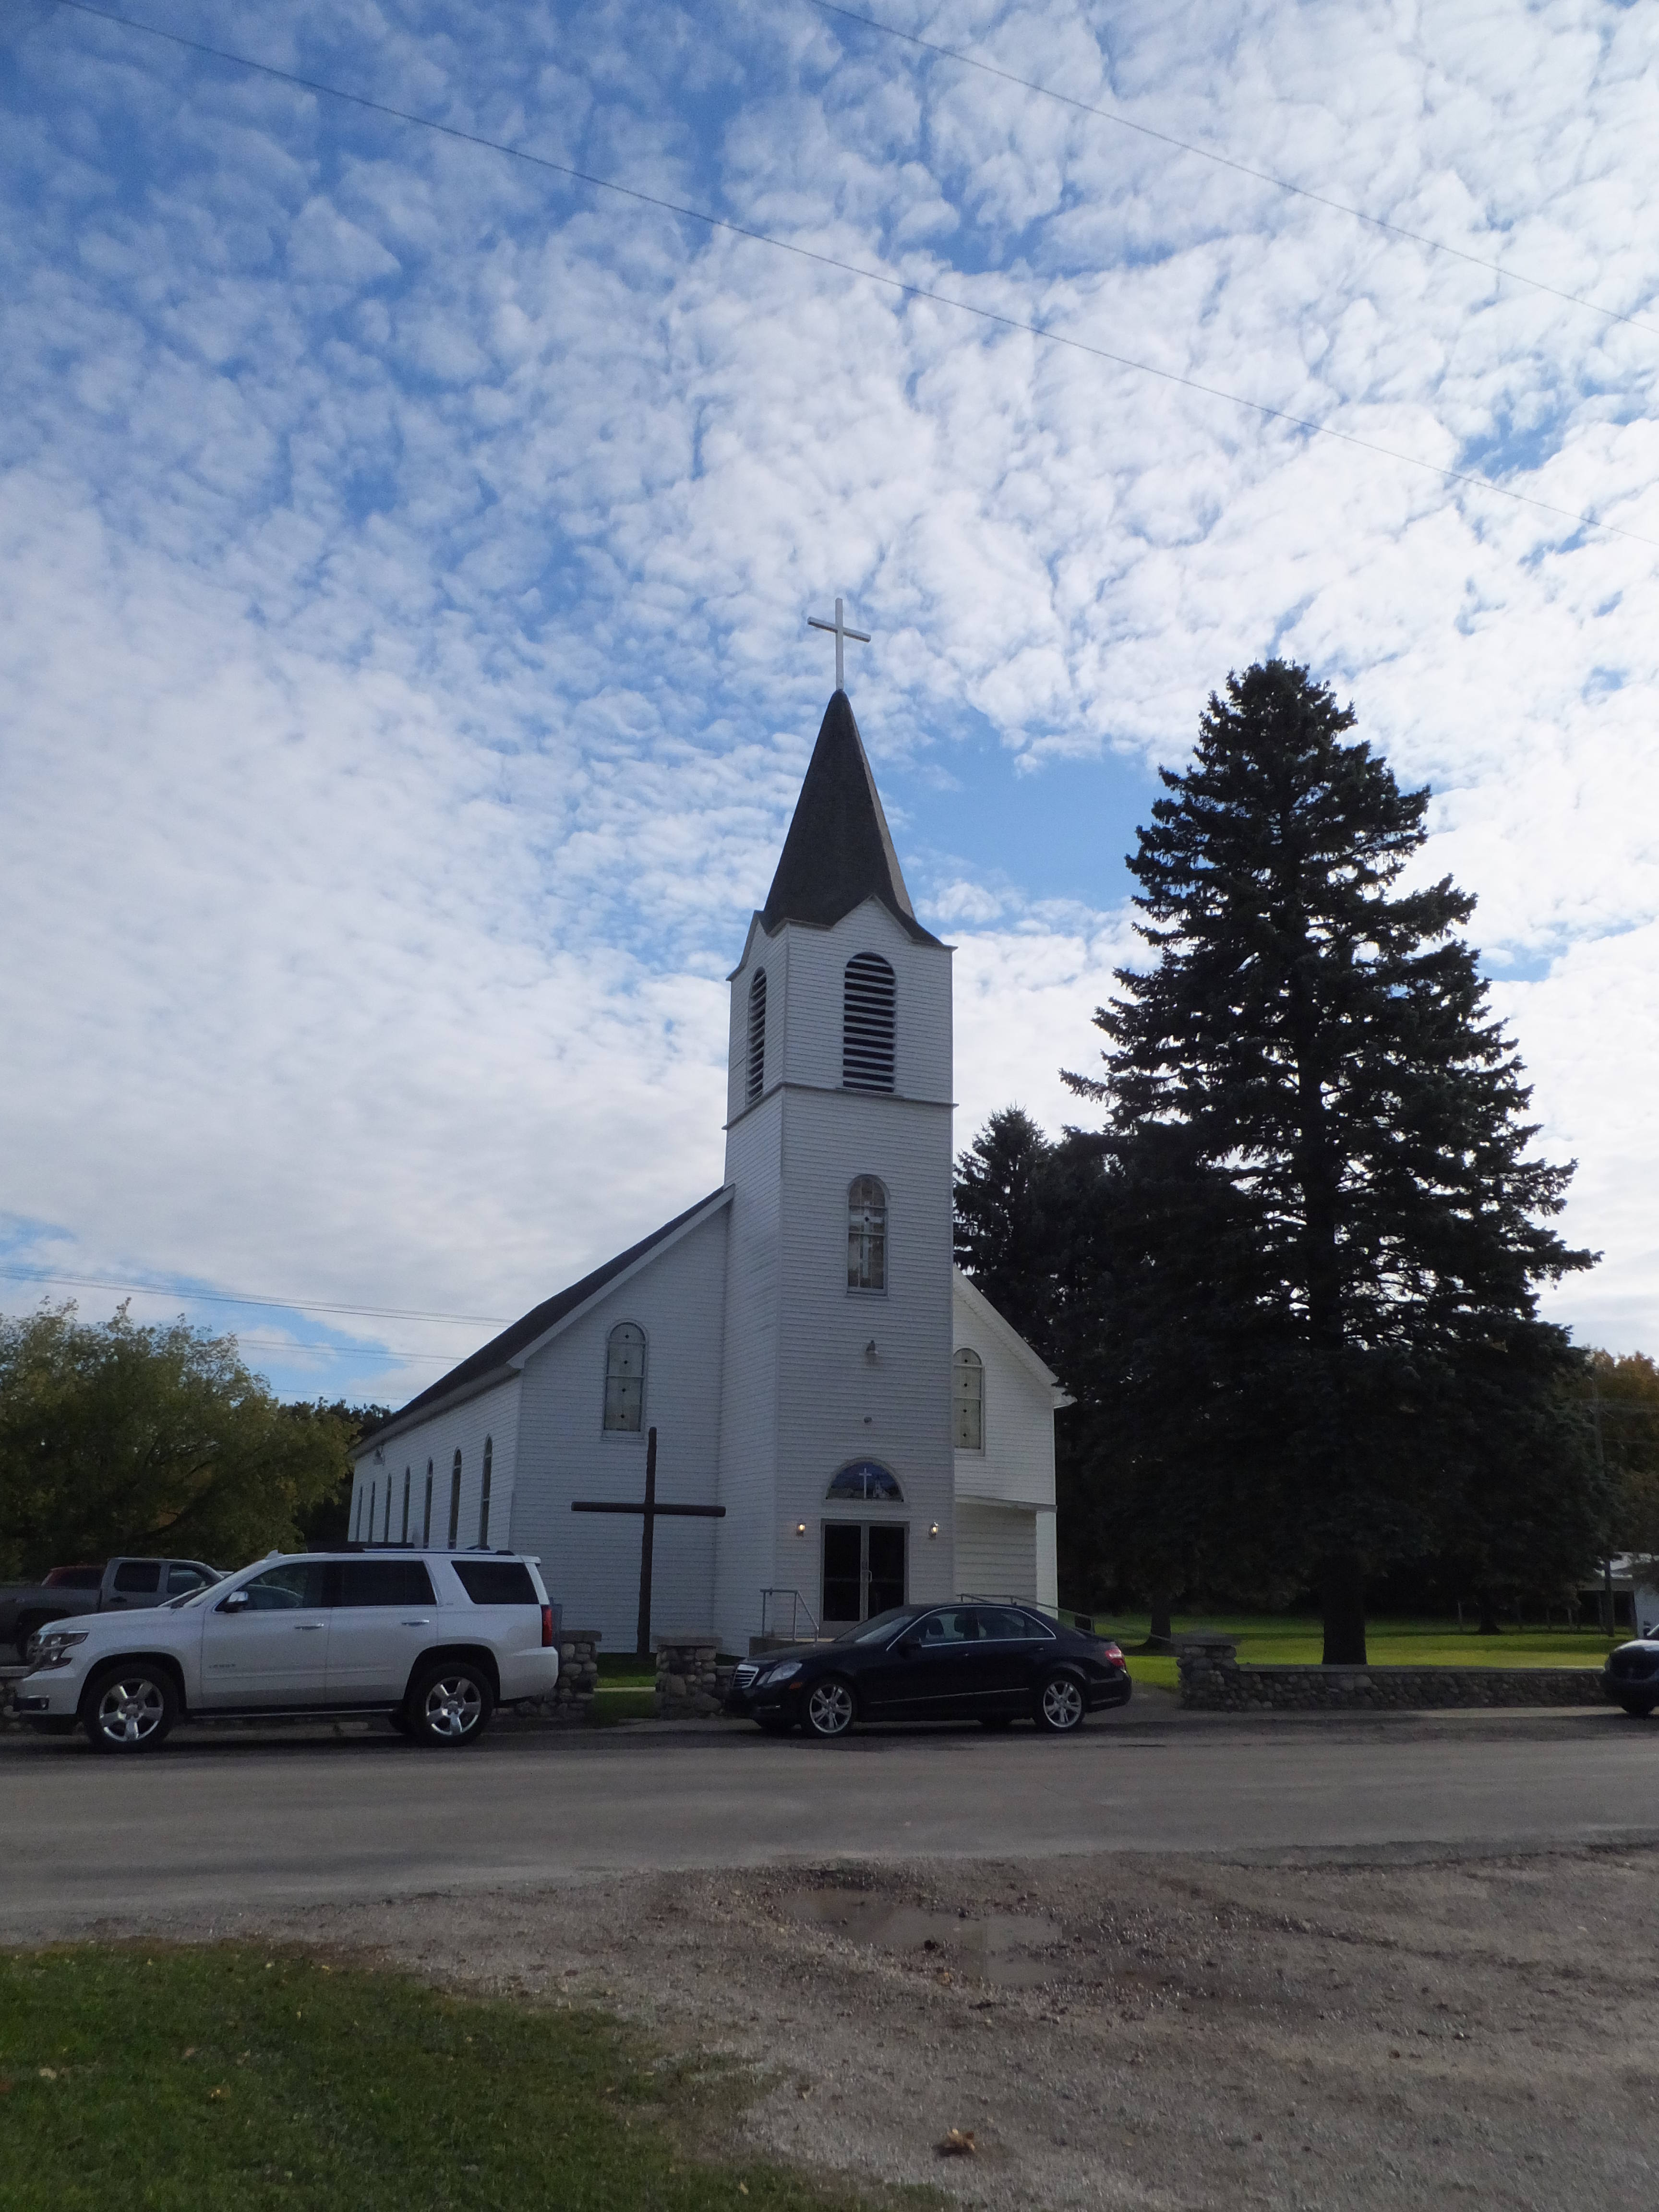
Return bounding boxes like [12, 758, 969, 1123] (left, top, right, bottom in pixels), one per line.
[541, 1605, 554, 1648]
[1101, 1642, 1126, 1668]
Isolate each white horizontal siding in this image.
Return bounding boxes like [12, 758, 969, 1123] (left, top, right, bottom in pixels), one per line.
[956, 1502, 1038, 1603]
[351, 1376, 521, 1556]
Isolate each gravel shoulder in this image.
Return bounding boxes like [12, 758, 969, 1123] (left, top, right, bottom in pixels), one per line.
[13, 1839, 1658, 2211]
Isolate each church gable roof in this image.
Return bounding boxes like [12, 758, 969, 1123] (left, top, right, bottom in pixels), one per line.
[761, 690, 942, 948]
[359, 1187, 731, 1451]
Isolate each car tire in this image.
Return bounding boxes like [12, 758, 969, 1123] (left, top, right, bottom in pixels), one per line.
[1033, 1671, 1087, 1735]
[803, 1676, 856, 1740]
[755, 1715, 795, 1737]
[407, 1661, 494, 1746]
[978, 1714, 1015, 1731]
[1617, 1698, 1656, 1719]
[24, 1717, 78, 1737]
[81, 1663, 178, 1753]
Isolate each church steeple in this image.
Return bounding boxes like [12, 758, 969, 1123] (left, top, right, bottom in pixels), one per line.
[761, 691, 942, 947]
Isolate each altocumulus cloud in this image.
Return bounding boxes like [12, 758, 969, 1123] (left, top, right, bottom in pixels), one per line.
[0, 0, 1656, 1400]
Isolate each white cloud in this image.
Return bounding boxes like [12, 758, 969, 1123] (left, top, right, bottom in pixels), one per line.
[1, 0, 1657, 1395]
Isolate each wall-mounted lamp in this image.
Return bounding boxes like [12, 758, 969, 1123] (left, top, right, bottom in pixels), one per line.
[796, 1522, 807, 1538]
[864, 1338, 878, 1365]
[928, 1523, 940, 1539]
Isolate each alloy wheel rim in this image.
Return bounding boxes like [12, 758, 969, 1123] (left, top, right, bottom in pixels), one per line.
[808, 1682, 853, 1735]
[425, 1678, 482, 1738]
[97, 1679, 164, 1744]
[1043, 1677, 1083, 1728]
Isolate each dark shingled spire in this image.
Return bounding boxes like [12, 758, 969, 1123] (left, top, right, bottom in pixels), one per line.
[761, 691, 942, 946]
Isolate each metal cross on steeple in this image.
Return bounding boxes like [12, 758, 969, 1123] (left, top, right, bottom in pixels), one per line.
[807, 596, 871, 692]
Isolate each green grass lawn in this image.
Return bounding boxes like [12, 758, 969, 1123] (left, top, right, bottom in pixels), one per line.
[0, 1946, 926, 2212]
[1097, 1614, 1618, 1694]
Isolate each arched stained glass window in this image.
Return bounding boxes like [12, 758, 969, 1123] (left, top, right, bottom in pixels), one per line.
[448, 1450, 462, 1548]
[479, 1436, 493, 1546]
[826, 1460, 904, 1503]
[953, 1347, 984, 1451]
[604, 1323, 647, 1432]
[842, 953, 895, 1091]
[847, 1175, 887, 1292]
[746, 968, 767, 1106]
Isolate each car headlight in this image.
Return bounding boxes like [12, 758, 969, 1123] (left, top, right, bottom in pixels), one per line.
[33, 1630, 89, 1668]
[764, 1660, 802, 1684]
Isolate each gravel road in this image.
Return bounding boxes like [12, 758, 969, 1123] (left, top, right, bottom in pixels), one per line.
[22, 1841, 1659, 2211]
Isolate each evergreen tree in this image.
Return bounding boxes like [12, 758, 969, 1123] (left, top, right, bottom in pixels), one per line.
[1068, 660, 1596, 1662]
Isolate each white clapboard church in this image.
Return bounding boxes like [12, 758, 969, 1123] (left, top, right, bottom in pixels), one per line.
[351, 653, 1063, 1655]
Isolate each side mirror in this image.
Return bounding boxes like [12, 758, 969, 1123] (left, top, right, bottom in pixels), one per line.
[218, 1588, 251, 1612]
[896, 1635, 919, 1657]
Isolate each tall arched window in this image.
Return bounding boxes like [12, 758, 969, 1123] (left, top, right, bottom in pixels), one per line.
[367, 1482, 376, 1545]
[604, 1322, 647, 1431]
[953, 1347, 985, 1451]
[746, 968, 767, 1106]
[401, 1467, 411, 1543]
[447, 1450, 462, 1547]
[479, 1436, 493, 1546]
[353, 1485, 364, 1541]
[847, 1175, 887, 1291]
[842, 953, 896, 1091]
[383, 1481, 393, 1543]
[423, 1461, 433, 1546]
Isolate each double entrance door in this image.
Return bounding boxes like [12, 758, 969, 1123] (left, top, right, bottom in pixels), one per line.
[822, 1522, 906, 1626]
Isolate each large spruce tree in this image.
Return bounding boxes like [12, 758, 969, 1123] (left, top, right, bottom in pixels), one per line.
[1069, 660, 1596, 1662]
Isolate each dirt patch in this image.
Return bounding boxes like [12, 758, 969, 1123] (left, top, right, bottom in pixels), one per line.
[15, 1846, 1659, 2210]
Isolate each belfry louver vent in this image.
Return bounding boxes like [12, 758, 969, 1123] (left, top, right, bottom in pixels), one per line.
[842, 953, 896, 1092]
[746, 968, 767, 1105]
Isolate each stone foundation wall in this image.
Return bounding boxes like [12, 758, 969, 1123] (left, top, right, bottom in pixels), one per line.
[654, 1637, 736, 1718]
[1178, 1636, 1606, 1710]
[512, 1631, 601, 1720]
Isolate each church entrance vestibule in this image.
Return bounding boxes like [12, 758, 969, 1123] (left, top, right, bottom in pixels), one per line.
[822, 1522, 907, 1625]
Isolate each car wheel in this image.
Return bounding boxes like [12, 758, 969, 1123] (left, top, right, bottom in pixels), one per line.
[408, 1662, 494, 1746]
[804, 1676, 856, 1740]
[1618, 1698, 1656, 1719]
[386, 1708, 415, 1737]
[82, 1664, 178, 1753]
[1033, 1671, 1087, 1734]
[978, 1714, 1015, 1731]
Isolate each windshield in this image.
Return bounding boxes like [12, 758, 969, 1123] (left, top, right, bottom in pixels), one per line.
[163, 1575, 232, 1611]
[835, 1606, 918, 1645]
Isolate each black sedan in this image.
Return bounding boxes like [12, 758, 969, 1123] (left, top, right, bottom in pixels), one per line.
[1603, 1633, 1659, 1717]
[726, 1602, 1132, 1739]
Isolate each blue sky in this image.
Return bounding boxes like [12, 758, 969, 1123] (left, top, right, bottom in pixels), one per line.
[2, 0, 1658, 1405]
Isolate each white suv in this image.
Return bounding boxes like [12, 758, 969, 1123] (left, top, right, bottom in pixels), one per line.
[14, 1549, 559, 1752]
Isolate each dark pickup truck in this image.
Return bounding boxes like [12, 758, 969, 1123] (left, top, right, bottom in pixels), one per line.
[0, 1558, 225, 1660]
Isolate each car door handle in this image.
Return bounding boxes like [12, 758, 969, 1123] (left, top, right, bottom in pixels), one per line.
[400, 1618, 432, 1627]
[293, 1622, 325, 1632]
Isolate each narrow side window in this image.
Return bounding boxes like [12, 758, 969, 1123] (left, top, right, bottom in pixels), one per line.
[353, 1486, 363, 1541]
[847, 1176, 888, 1292]
[401, 1467, 411, 1543]
[953, 1347, 984, 1451]
[746, 968, 767, 1105]
[423, 1462, 433, 1546]
[604, 1322, 647, 1432]
[479, 1436, 493, 1546]
[447, 1450, 462, 1547]
[368, 1482, 377, 1546]
[842, 952, 895, 1092]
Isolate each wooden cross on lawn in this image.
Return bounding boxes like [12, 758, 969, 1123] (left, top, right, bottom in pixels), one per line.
[571, 1427, 725, 1660]
[806, 596, 870, 692]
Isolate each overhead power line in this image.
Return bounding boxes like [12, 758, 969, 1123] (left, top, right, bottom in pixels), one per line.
[0, 1264, 508, 1328]
[37, 0, 1659, 553]
[809, 0, 1659, 341]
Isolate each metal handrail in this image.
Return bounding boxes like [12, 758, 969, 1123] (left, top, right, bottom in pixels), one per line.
[759, 1587, 821, 1641]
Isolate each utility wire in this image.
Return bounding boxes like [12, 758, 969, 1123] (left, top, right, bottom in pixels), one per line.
[808, 0, 1659, 342]
[0, 1264, 508, 1328]
[38, 0, 1659, 553]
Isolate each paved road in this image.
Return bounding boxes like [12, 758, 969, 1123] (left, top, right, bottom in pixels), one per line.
[4, 1704, 1658, 1931]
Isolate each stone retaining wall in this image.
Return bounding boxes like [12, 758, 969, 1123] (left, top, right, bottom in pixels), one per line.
[654, 1637, 736, 1718]
[512, 1630, 601, 1720]
[1177, 1636, 1607, 1710]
